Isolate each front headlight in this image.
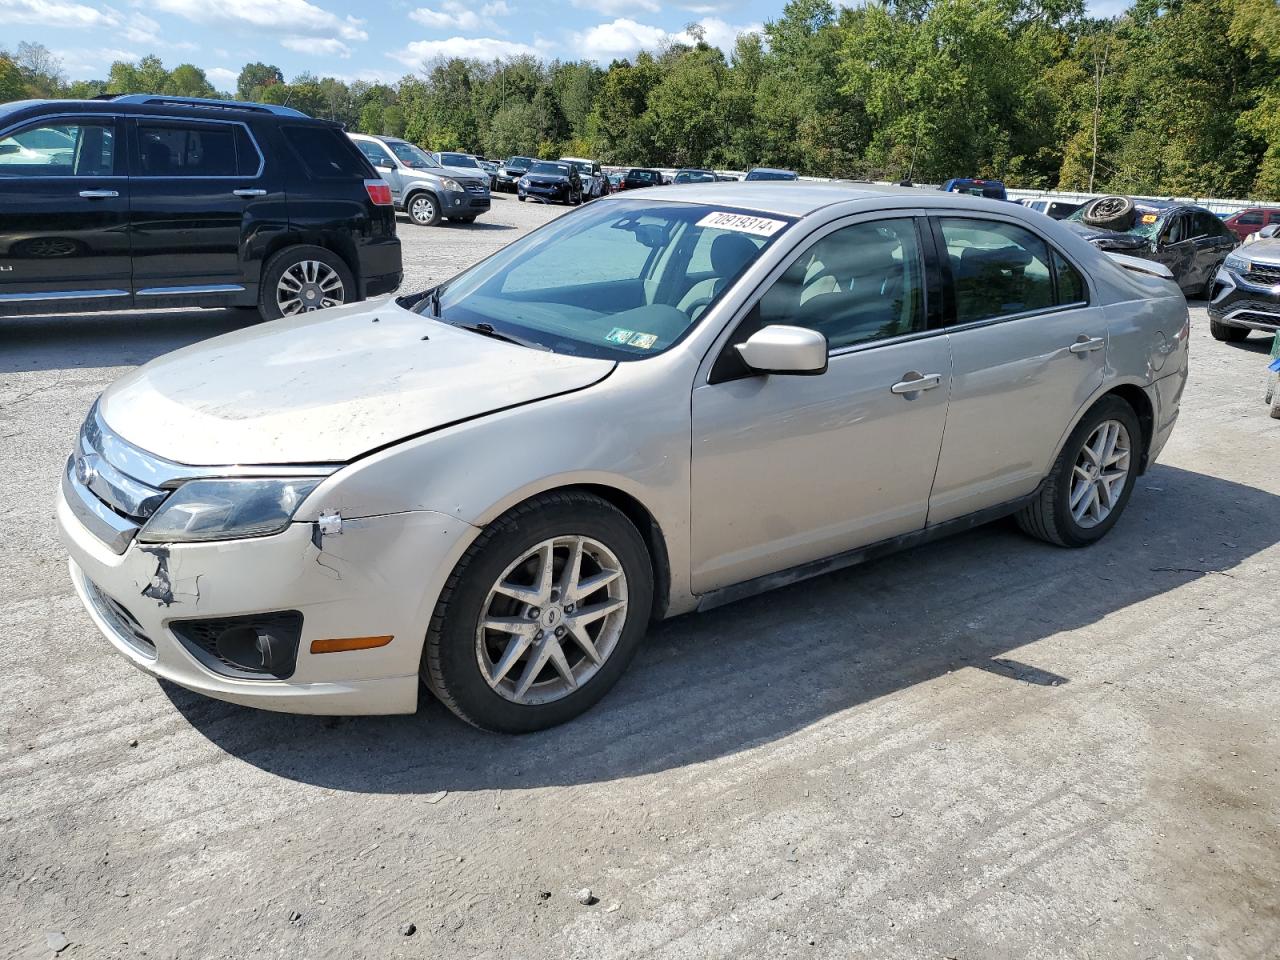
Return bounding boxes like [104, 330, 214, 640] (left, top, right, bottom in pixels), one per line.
[1224, 251, 1249, 274]
[138, 477, 323, 544]
[440, 178, 462, 192]
[519, 177, 530, 187]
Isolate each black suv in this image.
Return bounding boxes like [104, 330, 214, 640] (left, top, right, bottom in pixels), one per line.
[0, 94, 402, 320]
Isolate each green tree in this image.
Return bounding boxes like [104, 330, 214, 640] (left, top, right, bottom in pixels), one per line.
[237, 62, 284, 100]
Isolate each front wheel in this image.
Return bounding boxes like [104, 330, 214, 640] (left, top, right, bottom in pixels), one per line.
[1016, 396, 1142, 547]
[422, 491, 653, 733]
[408, 192, 441, 226]
[258, 245, 355, 321]
[1209, 317, 1250, 342]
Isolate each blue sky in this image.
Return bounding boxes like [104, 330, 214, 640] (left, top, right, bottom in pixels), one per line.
[2, 0, 1129, 88]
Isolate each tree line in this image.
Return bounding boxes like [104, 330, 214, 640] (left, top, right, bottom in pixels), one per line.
[4, 0, 1280, 198]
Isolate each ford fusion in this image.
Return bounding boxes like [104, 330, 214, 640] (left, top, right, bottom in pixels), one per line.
[59, 183, 1189, 732]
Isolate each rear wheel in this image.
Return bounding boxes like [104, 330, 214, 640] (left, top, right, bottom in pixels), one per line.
[258, 245, 354, 321]
[1017, 396, 1141, 548]
[1209, 317, 1250, 342]
[423, 491, 653, 733]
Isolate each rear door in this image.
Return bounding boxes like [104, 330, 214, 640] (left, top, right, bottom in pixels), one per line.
[928, 215, 1106, 523]
[127, 116, 278, 301]
[0, 114, 131, 313]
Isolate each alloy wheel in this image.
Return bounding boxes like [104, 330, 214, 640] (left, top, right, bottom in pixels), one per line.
[411, 195, 435, 223]
[275, 260, 345, 316]
[475, 535, 628, 705]
[1069, 419, 1131, 528]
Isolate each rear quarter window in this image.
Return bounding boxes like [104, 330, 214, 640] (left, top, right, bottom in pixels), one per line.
[281, 125, 372, 180]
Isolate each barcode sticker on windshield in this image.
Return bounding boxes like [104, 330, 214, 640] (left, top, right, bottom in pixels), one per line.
[697, 212, 787, 237]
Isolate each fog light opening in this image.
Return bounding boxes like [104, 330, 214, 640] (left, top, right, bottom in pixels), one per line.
[216, 626, 294, 676]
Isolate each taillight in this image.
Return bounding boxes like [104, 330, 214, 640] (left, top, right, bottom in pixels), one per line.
[364, 179, 392, 206]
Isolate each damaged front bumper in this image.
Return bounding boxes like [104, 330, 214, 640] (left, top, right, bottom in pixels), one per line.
[56, 487, 478, 715]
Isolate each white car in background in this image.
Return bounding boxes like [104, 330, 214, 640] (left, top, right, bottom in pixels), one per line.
[560, 156, 607, 197]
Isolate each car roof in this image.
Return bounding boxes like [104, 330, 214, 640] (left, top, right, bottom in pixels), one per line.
[0, 96, 328, 126]
[749, 167, 796, 175]
[613, 180, 1007, 217]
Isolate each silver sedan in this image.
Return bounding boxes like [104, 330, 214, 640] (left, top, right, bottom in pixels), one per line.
[58, 183, 1189, 732]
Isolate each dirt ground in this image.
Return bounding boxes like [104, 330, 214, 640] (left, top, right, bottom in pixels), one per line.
[2, 196, 1278, 960]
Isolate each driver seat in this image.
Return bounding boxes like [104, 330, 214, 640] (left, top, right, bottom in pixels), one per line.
[678, 233, 761, 319]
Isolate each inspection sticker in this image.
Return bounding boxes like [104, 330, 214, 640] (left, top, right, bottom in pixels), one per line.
[696, 211, 788, 237]
[629, 332, 658, 349]
[606, 328, 636, 344]
[1140, 213, 1158, 224]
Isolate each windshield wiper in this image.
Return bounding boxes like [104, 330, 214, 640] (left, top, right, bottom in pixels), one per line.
[448, 320, 551, 351]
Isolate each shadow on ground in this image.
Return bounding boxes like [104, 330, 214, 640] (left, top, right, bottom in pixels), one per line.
[165, 462, 1280, 793]
[1, 308, 264, 375]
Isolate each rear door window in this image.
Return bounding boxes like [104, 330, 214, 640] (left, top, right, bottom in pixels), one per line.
[135, 122, 241, 177]
[281, 125, 370, 179]
[939, 218, 1055, 323]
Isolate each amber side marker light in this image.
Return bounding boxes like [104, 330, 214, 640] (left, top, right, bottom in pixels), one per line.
[310, 635, 394, 655]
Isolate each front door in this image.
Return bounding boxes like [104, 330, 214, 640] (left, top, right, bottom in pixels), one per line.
[126, 117, 276, 298]
[0, 115, 131, 313]
[926, 215, 1108, 523]
[690, 215, 952, 594]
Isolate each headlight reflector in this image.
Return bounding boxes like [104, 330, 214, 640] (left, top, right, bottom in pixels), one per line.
[138, 478, 322, 543]
[440, 177, 462, 192]
[1224, 251, 1249, 274]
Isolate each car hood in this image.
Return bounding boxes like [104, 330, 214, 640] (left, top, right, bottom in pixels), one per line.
[1240, 237, 1280, 264]
[1063, 222, 1151, 252]
[439, 165, 487, 182]
[525, 174, 569, 184]
[97, 297, 616, 466]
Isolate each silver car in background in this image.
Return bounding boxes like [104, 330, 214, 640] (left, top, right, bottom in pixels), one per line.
[349, 133, 490, 226]
[58, 183, 1188, 733]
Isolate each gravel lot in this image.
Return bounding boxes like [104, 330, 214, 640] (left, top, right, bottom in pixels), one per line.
[3, 193, 1279, 960]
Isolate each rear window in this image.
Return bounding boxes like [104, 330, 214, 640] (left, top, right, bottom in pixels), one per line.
[281, 125, 370, 180]
[627, 169, 659, 183]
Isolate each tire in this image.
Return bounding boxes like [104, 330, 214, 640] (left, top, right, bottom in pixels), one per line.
[1271, 379, 1280, 419]
[1081, 195, 1136, 230]
[1016, 395, 1142, 548]
[423, 491, 654, 733]
[518, 195, 526, 202]
[258, 245, 355, 322]
[407, 192, 441, 226]
[1209, 317, 1250, 342]
[1200, 271, 1217, 301]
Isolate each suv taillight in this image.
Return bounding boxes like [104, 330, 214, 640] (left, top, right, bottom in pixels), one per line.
[365, 179, 392, 206]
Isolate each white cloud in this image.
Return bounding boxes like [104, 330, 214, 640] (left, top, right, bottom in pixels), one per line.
[571, 0, 659, 14]
[150, 0, 368, 41]
[0, 1, 164, 45]
[572, 16, 758, 61]
[281, 36, 353, 58]
[482, 0, 512, 14]
[52, 45, 139, 79]
[206, 66, 238, 88]
[410, 0, 511, 32]
[573, 18, 668, 59]
[388, 36, 538, 66]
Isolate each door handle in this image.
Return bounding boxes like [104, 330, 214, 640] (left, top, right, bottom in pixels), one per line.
[1069, 335, 1105, 354]
[233, 188, 267, 197]
[78, 189, 119, 199]
[890, 372, 943, 395]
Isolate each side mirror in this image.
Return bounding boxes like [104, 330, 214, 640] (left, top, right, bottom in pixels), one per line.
[735, 325, 828, 376]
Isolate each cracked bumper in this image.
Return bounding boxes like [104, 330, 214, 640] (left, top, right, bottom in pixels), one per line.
[57, 490, 478, 715]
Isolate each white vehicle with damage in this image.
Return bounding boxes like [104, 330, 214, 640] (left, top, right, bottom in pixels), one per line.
[58, 183, 1189, 732]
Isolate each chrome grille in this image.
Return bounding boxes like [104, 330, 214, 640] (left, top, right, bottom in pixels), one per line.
[464, 181, 487, 195]
[77, 410, 168, 523]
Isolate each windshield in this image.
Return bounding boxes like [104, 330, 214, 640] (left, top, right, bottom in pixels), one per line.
[422, 199, 793, 360]
[1066, 203, 1166, 239]
[439, 153, 479, 168]
[387, 141, 438, 168]
[529, 161, 570, 176]
[570, 161, 593, 175]
[505, 156, 533, 170]
[675, 170, 716, 183]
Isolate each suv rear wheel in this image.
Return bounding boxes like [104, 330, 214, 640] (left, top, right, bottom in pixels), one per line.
[259, 245, 355, 321]
[407, 192, 440, 226]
